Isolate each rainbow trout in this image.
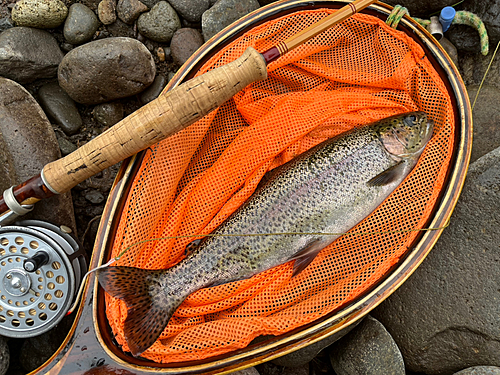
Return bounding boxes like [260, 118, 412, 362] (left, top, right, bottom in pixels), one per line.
[98, 111, 433, 356]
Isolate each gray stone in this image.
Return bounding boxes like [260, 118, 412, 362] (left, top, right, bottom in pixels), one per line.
[137, 1, 181, 42]
[329, 316, 405, 375]
[0, 77, 76, 232]
[465, 86, 500, 164]
[93, 101, 124, 126]
[58, 37, 156, 104]
[0, 17, 13, 32]
[167, 0, 210, 23]
[38, 81, 83, 135]
[0, 336, 8, 375]
[98, 0, 117, 25]
[459, 53, 500, 88]
[57, 137, 78, 156]
[229, 367, 260, 375]
[107, 18, 135, 37]
[170, 28, 204, 65]
[454, 367, 500, 375]
[0, 27, 64, 84]
[271, 323, 358, 368]
[382, 0, 457, 18]
[116, 0, 148, 24]
[372, 146, 500, 375]
[63, 3, 100, 45]
[11, 0, 67, 28]
[139, 74, 167, 104]
[85, 189, 105, 204]
[201, 0, 260, 41]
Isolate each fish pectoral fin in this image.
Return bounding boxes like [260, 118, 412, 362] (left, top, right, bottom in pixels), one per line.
[367, 161, 405, 187]
[289, 240, 324, 277]
[185, 238, 202, 256]
[98, 266, 175, 357]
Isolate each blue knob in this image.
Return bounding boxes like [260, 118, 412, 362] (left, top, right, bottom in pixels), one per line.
[439, 7, 456, 32]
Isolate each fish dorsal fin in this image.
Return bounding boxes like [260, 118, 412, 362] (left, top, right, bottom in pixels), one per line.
[289, 240, 323, 277]
[367, 161, 405, 187]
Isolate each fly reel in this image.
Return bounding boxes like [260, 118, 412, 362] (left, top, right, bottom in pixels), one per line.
[0, 220, 87, 338]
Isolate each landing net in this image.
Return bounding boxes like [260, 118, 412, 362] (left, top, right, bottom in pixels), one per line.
[105, 9, 454, 363]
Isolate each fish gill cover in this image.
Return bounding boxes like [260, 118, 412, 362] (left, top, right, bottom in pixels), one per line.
[104, 9, 454, 363]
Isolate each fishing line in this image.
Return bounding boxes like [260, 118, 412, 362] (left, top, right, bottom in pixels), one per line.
[472, 40, 500, 111]
[66, 220, 450, 315]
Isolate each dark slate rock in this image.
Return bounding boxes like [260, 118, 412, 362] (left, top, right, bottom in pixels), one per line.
[57, 137, 78, 156]
[137, 1, 181, 42]
[465, 86, 500, 164]
[11, 0, 67, 28]
[0, 336, 8, 375]
[170, 28, 204, 65]
[0, 77, 76, 232]
[98, 0, 117, 25]
[0, 27, 64, 84]
[382, 0, 457, 17]
[0, 17, 13, 32]
[63, 3, 100, 45]
[38, 81, 83, 135]
[93, 101, 124, 126]
[201, 0, 260, 41]
[454, 367, 500, 375]
[227, 368, 260, 375]
[139, 74, 167, 104]
[116, 0, 148, 24]
[58, 37, 156, 104]
[271, 323, 358, 368]
[372, 146, 500, 375]
[167, 0, 210, 23]
[329, 316, 405, 375]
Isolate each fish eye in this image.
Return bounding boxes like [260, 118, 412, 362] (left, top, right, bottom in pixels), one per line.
[409, 115, 416, 122]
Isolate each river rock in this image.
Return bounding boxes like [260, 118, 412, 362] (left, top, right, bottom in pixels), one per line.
[11, 0, 67, 28]
[466, 85, 500, 163]
[0, 27, 64, 83]
[201, 0, 260, 41]
[137, 1, 181, 42]
[0, 77, 76, 231]
[38, 81, 83, 135]
[116, 0, 148, 24]
[231, 368, 260, 375]
[57, 137, 78, 156]
[168, 0, 210, 23]
[139, 74, 166, 104]
[98, 0, 117, 25]
[170, 28, 204, 65]
[382, 0, 457, 17]
[0, 17, 13, 32]
[372, 146, 500, 375]
[328, 316, 405, 375]
[63, 3, 100, 45]
[0, 336, 8, 375]
[58, 37, 156, 104]
[93, 101, 124, 126]
[454, 367, 500, 375]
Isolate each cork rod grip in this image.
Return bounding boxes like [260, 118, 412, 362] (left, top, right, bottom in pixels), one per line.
[42, 47, 268, 194]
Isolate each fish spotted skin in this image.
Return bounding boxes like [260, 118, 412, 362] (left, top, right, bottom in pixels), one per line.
[98, 111, 433, 357]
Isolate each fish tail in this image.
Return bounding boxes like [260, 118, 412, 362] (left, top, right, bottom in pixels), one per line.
[98, 266, 176, 357]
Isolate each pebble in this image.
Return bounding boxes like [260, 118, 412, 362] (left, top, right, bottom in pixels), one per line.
[373, 145, 500, 374]
[170, 28, 204, 65]
[0, 27, 64, 84]
[93, 101, 124, 126]
[63, 3, 100, 45]
[157, 46, 166, 61]
[85, 189, 106, 204]
[201, 0, 260, 41]
[98, 0, 117, 25]
[116, 0, 148, 24]
[58, 37, 156, 104]
[11, 0, 68, 28]
[0, 336, 8, 375]
[57, 137, 78, 156]
[38, 81, 83, 135]
[137, 1, 181, 42]
[139, 74, 167, 104]
[329, 315, 405, 375]
[168, 0, 210, 23]
[0, 17, 13, 32]
[0, 77, 76, 231]
[454, 367, 500, 375]
[107, 18, 135, 37]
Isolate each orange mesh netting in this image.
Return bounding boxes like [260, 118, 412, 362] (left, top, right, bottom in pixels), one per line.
[105, 9, 454, 363]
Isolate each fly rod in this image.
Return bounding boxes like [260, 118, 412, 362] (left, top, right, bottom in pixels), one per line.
[0, 0, 378, 224]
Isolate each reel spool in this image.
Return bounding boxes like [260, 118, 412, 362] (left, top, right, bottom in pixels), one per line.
[0, 220, 87, 338]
